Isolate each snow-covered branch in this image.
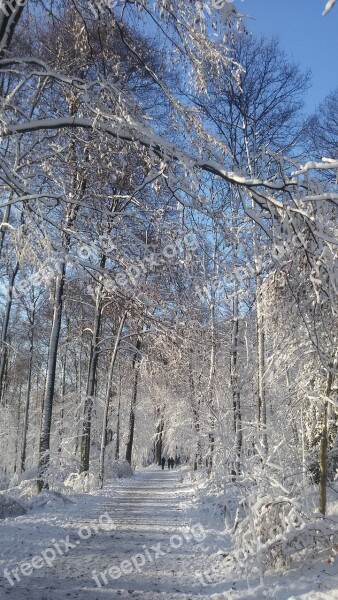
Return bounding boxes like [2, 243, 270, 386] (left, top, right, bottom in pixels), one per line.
[323, 0, 337, 16]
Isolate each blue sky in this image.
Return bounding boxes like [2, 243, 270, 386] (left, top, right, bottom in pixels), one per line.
[239, 0, 338, 114]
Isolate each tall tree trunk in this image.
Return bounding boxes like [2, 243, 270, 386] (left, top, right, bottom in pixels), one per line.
[21, 314, 35, 473]
[207, 301, 216, 477]
[80, 198, 120, 473]
[59, 316, 70, 459]
[155, 410, 164, 466]
[98, 311, 127, 488]
[319, 370, 334, 515]
[115, 371, 122, 460]
[37, 204, 77, 491]
[125, 336, 142, 465]
[74, 309, 84, 456]
[231, 281, 242, 475]
[0, 262, 19, 403]
[0, 199, 11, 257]
[256, 276, 268, 454]
[80, 258, 106, 474]
[37, 263, 66, 491]
[58, 352, 67, 458]
[244, 133, 268, 456]
[13, 383, 22, 473]
[189, 352, 201, 470]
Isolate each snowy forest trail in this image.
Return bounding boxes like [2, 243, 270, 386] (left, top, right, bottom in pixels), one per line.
[2, 469, 338, 600]
[0, 469, 226, 600]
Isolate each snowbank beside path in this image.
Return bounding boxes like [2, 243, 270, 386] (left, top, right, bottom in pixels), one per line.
[176, 469, 338, 600]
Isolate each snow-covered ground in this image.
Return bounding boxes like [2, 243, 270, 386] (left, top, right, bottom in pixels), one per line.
[1, 468, 338, 599]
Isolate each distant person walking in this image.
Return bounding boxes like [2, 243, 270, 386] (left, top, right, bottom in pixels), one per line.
[161, 457, 165, 470]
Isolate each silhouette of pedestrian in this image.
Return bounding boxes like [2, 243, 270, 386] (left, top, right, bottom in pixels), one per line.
[161, 457, 165, 470]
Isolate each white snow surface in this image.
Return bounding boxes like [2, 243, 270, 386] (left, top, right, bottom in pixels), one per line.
[0, 467, 338, 599]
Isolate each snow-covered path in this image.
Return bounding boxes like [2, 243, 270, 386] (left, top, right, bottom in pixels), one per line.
[3, 468, 338, 600]
[0, 469, 220, 600]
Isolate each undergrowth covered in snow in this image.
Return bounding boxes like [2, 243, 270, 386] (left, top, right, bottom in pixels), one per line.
[183, 463, 338, 588]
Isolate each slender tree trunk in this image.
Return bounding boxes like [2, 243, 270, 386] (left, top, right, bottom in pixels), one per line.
[125, 336, 142, 465]
[319, 370, 334, 515]
[256, 277, 268, 454]
[98, 312, 127, 488]
[37, 263, 66, 491]
[0, 262, 19, 403]
[246, 124, 268, 455]
[80, 259, 105, 474]
[21, 316, 35, 473]
[189, 353, 201, 470]
[74, 311, 84, 456]
[207, 301, 216, 477]
[115, 371, 122, 460]
[231, 281, 242, 475]
[58, 352, 67, 458]
[155, 410, 164, 465]
[13, 383, 22, 473]
[37, 204, 77, 491]
[0, 199, 11, 257]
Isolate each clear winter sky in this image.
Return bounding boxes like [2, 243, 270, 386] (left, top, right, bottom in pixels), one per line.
[239, 0, 338, 114]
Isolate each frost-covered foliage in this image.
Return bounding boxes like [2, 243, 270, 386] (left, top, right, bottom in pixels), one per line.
[28, 490, 74, 510]
[104, 458, 134, 480]
[231, 493, 336, 574]
[63, 472, 98, 493]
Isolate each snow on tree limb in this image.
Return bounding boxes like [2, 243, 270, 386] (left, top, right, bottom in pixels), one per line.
[292, 159, 338, 176]
[323, 0, 337, 15]
[3, 116, 337, 248]
[3, 116, 297, 193]
[0, 0, 25, 52]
